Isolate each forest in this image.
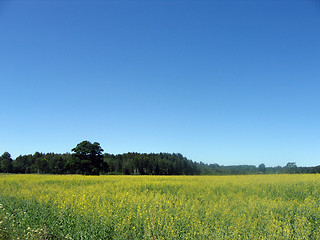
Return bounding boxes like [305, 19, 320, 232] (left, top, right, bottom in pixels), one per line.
[1, 141, 319, 175]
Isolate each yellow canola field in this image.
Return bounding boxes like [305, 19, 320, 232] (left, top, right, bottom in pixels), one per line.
[0, 174, 320, 239]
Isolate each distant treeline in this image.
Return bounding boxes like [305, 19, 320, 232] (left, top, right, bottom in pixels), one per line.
[198, 162, 320, 175]
[1, 152, 319, 175]
[0, 151, 200, 175]
[0, 141, 319, 175]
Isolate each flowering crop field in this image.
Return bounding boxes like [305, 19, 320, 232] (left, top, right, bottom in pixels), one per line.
[0, 174, 320, 239]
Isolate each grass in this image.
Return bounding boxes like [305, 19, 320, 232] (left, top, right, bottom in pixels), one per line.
[0, 174, 320, 239]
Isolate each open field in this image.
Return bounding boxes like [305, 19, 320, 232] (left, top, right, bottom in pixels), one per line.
[0, 174, 320, 239]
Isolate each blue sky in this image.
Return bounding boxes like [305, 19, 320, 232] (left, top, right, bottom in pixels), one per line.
[1, 0, 319, 167]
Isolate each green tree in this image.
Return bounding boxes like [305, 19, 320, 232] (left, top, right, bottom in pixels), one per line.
[0, 152, 13, 173]
[258, 163, 266, 174]
[68, 141, 104, 175]
[285, 162, 297, 174]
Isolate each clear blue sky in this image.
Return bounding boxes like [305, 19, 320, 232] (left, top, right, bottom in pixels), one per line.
[1, 0, 319, 167]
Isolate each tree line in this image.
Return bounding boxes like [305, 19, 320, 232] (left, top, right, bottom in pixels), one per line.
[1, 141, 319, 175]
[0, 141, 200, 175]
[197, 162, 320, 175]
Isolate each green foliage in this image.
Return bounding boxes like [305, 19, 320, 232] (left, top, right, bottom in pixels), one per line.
[1, 141, 320, 175]
[104, 152, 200, 175]
[68, 141, 104, 175]
[0, 152, 13, 173]
[258, 163, 266, 174]
[285, 162, 298, 174]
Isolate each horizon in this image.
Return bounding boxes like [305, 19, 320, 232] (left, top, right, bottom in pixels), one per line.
[1, 0, 319, 167]
[3, 145, 317, 168]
